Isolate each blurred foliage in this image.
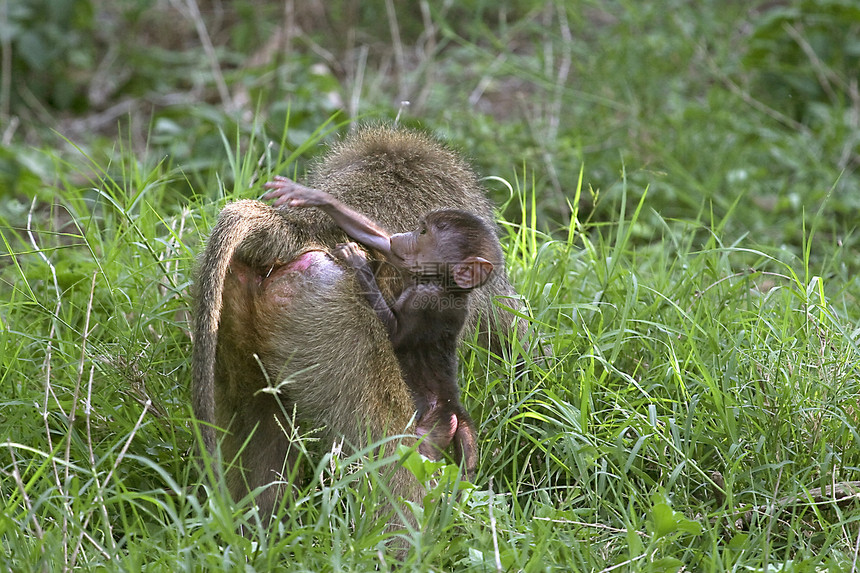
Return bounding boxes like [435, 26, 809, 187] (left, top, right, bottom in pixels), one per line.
[744, 0, 860, 121]
[1, 0, 858, 271]
[3, 0, 96, 111]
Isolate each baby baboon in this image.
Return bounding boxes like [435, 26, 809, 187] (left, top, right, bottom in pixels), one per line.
[192, 125, 524, 521]
[263, 178, 503, 476]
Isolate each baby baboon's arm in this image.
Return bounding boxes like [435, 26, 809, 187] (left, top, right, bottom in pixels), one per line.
[332, 242, 398, 336]
[263, 176, 392, 255]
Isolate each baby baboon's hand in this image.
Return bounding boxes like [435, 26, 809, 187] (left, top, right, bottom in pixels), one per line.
[262, 176, 332, 208]
[332, 242, 367, 268]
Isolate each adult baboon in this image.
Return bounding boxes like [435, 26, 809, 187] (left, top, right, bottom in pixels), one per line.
[192, 125, 523, 519]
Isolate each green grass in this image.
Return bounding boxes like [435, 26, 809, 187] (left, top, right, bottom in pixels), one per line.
[1, 137, 857, 570]
[2, 0, 859, 570]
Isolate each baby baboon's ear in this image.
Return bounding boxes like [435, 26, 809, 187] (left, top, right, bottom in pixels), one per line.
[452, 257, 494, 289]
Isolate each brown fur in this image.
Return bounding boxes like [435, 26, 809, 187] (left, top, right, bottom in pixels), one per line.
[191, 125, 524, 519]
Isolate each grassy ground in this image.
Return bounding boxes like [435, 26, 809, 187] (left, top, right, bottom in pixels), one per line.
[1, 1, 859, 571]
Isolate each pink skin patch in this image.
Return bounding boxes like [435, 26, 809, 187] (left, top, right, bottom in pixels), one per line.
[263, 250, 343, 304]
[282, 250, 326, 273]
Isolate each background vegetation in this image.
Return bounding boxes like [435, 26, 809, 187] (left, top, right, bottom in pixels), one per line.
[1, 0, 858, 570]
